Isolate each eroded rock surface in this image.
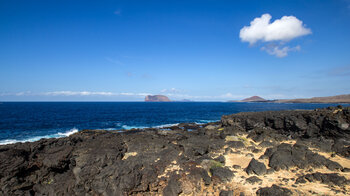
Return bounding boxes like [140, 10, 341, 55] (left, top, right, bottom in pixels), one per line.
[0, 106, 350, 195]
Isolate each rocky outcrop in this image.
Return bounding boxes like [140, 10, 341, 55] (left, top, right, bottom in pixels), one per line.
[221, 106, 350, 141]
[256, 185, 293, 196]
[1, 106, 350, 195]
[145, 95, 171, 102]
[296, 172, 350, 186]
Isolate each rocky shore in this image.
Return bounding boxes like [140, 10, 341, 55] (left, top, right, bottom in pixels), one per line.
[1, 106, 350, 195]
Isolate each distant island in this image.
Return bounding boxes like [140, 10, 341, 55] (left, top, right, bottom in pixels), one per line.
[228, 96, 267, 103]
[229, 94, 350, 103]
[145, 95, 171, 102]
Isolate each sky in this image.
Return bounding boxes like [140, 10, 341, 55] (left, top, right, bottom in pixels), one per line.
[1, 0, 350, 101]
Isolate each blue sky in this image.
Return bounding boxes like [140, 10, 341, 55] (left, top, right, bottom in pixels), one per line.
[1, 0, 350, 101]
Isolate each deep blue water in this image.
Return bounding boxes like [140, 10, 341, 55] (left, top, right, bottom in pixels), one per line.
[0, 102, 348, 145]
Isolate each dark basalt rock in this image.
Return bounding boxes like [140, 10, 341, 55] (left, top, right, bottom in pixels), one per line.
[227, 141, 245, 149]
[222, 106, 350, 141]
[232, 165, 241, 170]
[259, 141, 275, 148]
[163, 177, 182, 196]
[246, 176, 262, 184]
[1, 106, 350, 195]
[210, 167, 234, 182]
[219, 190, 234, 196]
[215, 155, 226, 164]
[256, 185, 293, 196]
[295, 172, 349, 186]
[246, 158, 267, 175]
[264, 143, 343, 171]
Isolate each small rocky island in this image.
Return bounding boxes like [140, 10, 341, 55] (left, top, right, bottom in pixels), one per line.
[145, 95, 171, 102]
[1, 106, 350, 195]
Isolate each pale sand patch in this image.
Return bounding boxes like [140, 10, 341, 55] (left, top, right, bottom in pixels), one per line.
[158, 160, 181, 178]
[225, 153, 252, 169]
[122, 152, 137, 160]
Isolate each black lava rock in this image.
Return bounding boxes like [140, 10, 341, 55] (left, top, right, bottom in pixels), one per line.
[227, 141, 245, 149]
[246, 158, 267, 175]
[215, 155, 226, 164]
[256, 185, 292, 196]
[210, 167, 234, 182]
[296, 172, 349, 186]
[246, 176, 262, 184]
[219, 190, 234, 196]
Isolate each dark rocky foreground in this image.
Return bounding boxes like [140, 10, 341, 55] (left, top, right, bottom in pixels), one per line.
[1, 106, 350, 195]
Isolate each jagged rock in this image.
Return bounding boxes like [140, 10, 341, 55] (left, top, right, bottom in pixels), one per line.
[219, 190, 234, 196]
[163, 177, 182, 196]
[227, 141, 245, 149]
[232, 165, 241, 170]
[264, 143, 343, 171]
[256, 185, 292, 196]
[259, 141, 275, 147]
[266, 168, 274, 174]
[296, 172, 349, 186]
[215, 155, 226, 164]
[210, 167, 234, 182]
[246, 176, 262, 184]
[246, 158, 267, 175]
[1, 106, 350, 195]
[222, 106, 350, 141]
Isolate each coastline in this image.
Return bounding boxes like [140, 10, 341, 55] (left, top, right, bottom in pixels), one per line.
[1, 106, 350, 195]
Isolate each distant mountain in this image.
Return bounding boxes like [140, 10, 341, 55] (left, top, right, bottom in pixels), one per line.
[241, 96, 266, 102]
[145, 95, 171, 102]
[227, 96, 267, 103]
[275, 94, 350, 103]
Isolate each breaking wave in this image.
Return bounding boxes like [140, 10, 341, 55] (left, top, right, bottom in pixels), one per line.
[0, 128, 79, 145]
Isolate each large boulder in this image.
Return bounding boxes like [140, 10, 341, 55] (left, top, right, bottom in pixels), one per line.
[256, 185, 292, 196]
[246, 158, 267, 175]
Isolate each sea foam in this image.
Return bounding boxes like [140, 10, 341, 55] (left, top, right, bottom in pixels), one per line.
[0, 128, 79, 145]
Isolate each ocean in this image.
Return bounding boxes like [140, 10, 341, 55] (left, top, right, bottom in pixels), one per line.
[0, 102, 348, 145]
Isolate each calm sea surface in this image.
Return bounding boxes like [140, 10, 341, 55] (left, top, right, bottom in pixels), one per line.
[0, 102, 348, 144]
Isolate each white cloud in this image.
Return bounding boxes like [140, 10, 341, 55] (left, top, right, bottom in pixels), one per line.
[44, 91, 116, 96]
[261, 45, 300, 58]
[120, 92, 149, 96]
[161, 88, 182, 94]
[240, 14, 311, 45]
[240, 14, 311, 57]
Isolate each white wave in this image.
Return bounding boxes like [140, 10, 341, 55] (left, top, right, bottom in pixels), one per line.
[0, 139, 19, 145]
[57, 128, 78, 137]
[121, 125, 147, 130]
[121, 123, 179, 130]
[153, 123, 179, 128]
[104, 128, 119, 131]
[196, 120, 218, 124]
[0, 128, 79, 145]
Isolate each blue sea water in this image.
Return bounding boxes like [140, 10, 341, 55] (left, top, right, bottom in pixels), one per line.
[0, 102, 348, 145]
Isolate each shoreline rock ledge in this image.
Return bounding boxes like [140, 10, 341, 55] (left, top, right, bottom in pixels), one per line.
[1, 106, 350, 195]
